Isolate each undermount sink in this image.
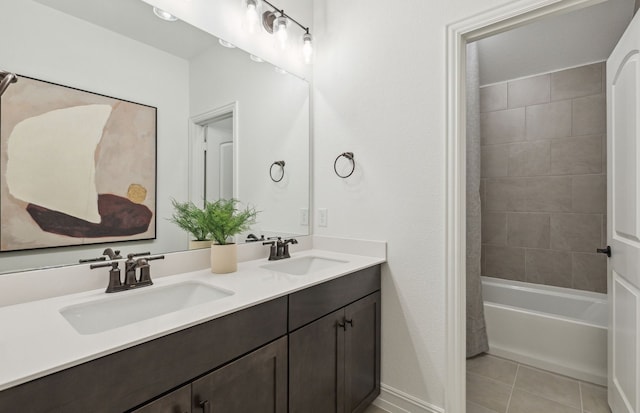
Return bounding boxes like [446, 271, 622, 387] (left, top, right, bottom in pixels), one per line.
[261, 256, 348, 276]
[60, 281, 234, 335]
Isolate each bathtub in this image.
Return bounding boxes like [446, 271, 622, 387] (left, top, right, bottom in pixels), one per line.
[482, 276, 607, 385]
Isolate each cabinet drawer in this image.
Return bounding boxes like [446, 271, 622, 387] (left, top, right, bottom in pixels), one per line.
[288, 265, 380, 331]
[0, 297, 287, 413]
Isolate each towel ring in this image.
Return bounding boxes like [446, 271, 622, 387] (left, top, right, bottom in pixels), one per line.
[270, 160, 285, 182]
[334, 152, 355, 178]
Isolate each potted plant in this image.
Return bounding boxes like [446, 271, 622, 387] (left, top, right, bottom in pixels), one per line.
[203, 198, 258, 274]
[169, 199, 212, 250]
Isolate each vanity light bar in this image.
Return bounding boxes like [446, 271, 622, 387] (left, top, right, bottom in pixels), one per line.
[247, 0, 313, 64]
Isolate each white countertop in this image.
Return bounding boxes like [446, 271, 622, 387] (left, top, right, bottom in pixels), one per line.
[0, 247, 385, 392]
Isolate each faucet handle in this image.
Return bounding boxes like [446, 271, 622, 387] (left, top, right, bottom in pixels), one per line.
[126, 251, 151, 260]
[90, 261, 118, 270]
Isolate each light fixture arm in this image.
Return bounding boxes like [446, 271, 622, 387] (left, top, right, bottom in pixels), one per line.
[261, 0, 310, 34]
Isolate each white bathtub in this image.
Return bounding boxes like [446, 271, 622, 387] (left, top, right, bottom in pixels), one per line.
[482, 276, 608, 385]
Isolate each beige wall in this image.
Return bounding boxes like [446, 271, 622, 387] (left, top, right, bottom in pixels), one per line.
[480, 62, 607, 293]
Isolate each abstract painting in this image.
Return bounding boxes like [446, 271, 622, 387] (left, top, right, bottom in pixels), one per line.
[0, 75, 156, 252]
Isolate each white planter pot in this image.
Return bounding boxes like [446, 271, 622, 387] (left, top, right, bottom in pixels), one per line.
[189, 240, 212, 250]
[210, 243, 238, 274]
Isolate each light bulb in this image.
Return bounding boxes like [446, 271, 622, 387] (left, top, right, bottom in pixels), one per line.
[246, 0, 259, 33]
[274, 15, 288, 49]
[219, 39, 236, 48]
[153, 7, 178, 22]
[302, 32, 313, 64]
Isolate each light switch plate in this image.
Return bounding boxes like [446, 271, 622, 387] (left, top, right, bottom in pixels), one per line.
[318, 208, 328, 227]
[300, 208, 309, 226]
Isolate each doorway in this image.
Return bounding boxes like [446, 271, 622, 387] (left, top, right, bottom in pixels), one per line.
[445, 0, 635, 411]
[189, 102, 238, 206]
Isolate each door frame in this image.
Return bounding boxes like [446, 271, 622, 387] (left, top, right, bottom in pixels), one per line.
[188, 102, 239, 205]
[444, 0, 605, 411]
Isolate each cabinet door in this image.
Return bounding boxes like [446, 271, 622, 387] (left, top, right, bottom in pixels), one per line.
[130, 385, 191, 413]
[191, 336, 287, 413]
[289, 308, 346, 413]
[345, 292, 381, 413]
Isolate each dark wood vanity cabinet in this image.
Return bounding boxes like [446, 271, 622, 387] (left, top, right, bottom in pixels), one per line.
[131, 385, 191, 413]
[289, 266, 381, 413]
[289, 292, 381, 413]
[0, 265, 381, 413]
[191, 336, 288, 413]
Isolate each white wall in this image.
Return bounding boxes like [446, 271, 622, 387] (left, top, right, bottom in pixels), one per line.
[311, 0, 524, 410]
[477, 0, 633, 85]
[189, 44, 310, 237]
[0, 0, 190, 272]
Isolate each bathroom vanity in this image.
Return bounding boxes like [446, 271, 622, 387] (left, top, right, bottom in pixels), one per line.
[0, 245, 383, 413]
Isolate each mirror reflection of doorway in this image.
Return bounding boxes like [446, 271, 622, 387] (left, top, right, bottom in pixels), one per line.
[203, 115, 233, 204]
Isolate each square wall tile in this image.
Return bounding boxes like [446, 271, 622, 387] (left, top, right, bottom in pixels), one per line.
[550, 213, 602, 253]
[572, 175, 606, 213]
[573, 94, 606, 136]
[508, 74, 550, 108]
[573, 253, 607, 293]
[485, 178, 528, 212]
[481, 144, 509, 178]
[526, 100, 572, 140]
[483, 245, 526, 281]
[550, 135, 603, 175]
[551, 62, 603, 101]
[481, 108, 526, 145]
[525, 249, 572, 287]
[508, 141, 551, 177]
[526, 176, 572, 212]
[480, 84, 508, 113]
[507, 213, 550, 248]
[482, 212, 507, 246]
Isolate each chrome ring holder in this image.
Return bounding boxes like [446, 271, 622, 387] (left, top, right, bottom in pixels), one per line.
[270, 160, 285, 182]
[334, 152, 355, 178]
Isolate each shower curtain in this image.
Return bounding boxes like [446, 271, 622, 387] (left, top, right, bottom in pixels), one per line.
[466, 42, 489, 358]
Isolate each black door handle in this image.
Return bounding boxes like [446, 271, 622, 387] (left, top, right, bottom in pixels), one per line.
[596, 246, 611, 257]
[200, 400, 211, 413]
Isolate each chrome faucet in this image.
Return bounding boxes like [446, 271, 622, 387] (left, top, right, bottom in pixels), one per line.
[263, 238, 298, 260]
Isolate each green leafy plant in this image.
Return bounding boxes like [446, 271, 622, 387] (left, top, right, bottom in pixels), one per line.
[204, 199, 258, 245]
[168, 199, 211, 241]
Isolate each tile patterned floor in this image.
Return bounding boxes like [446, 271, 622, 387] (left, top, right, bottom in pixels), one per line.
[467, 354, 611, 413]
[364, 405, 389, 413]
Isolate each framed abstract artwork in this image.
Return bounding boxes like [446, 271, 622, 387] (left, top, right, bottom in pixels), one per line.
[0, 75, 156, 252]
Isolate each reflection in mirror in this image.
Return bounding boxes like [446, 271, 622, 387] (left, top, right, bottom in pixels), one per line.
[0, 0, 310, 274]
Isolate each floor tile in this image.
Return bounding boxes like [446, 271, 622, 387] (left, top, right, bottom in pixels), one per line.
[507, 388, 581, 413]
[467, 371, 512, 413]
[514, 366, 581, 408]
[467, 354, 518, 385]
[467, 400, 500, 413]
[581, 382, 610, 413]
[363, 404, 389, 413]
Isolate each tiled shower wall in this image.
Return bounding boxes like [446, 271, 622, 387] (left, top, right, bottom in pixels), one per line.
[479, 62, 607, 293]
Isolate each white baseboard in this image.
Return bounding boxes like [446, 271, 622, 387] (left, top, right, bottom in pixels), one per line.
[372, 384, 444, 413]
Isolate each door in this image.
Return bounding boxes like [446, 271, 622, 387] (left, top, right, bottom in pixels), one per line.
[204, 117, 233, 203]
[607, 11, 640, 413]
[191, 336, 287, 413]
[344, 292, 381, 413]
[289, 308, 346, 413]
